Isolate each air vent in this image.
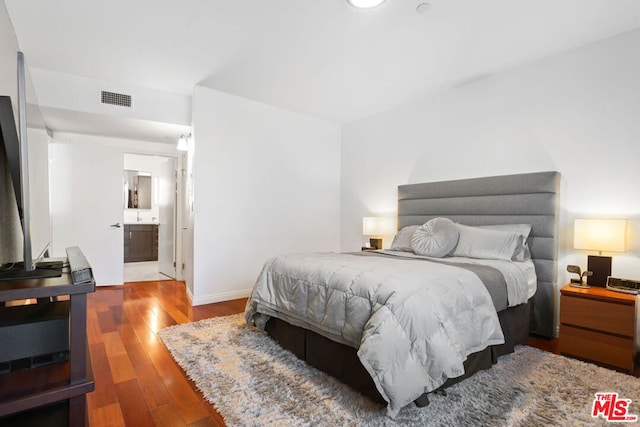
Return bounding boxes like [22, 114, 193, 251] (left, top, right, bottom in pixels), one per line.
[101, 91, 132, 108]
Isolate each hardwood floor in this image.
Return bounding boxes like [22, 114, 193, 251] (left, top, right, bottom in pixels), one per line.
[88, 280, 634, 426]
[87, 280, 245, 426]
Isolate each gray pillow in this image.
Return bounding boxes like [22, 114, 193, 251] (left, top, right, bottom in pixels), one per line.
[450, 224, 522, 261]
[389, 225, 420, 252]
[411, 218, 459, 257]
[477, 224, 532, 261]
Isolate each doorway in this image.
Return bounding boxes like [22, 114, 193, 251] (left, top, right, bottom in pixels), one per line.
[123, 153, 177, 282]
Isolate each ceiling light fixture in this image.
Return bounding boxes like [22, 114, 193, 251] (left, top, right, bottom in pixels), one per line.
[177, 134, 190, 151]
[348, 0, 387, 9]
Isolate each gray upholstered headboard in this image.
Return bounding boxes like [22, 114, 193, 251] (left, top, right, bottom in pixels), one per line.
[397, 171, 560, 338]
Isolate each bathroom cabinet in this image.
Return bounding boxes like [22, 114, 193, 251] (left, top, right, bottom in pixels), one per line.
[124, 224, 158, 262]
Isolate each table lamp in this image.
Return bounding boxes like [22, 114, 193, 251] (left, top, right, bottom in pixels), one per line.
[573, 219, 626, 287]
[362, 217, 395, 250]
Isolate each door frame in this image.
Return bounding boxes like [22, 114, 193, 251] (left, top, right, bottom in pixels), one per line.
[123, 152, 185, 281]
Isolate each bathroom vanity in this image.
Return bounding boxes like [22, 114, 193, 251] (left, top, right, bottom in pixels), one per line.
[123, 224, 158, 262]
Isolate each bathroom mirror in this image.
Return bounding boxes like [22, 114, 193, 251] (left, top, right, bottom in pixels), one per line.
[124, 170, 152, 209]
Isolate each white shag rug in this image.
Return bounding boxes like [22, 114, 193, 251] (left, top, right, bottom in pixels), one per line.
[159, 314, 639, 426]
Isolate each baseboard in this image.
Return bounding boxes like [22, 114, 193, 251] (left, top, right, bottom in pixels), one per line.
[191, 289, 252, 306]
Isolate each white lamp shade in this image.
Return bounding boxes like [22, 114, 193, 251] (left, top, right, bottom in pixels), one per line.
[362, 217, 396, 236]
[574, 219, 626, 253]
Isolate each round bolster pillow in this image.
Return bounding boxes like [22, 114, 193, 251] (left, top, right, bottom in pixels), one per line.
[411, 217, 459, 257]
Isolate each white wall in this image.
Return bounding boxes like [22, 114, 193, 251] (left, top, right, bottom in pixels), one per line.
[341, 29, 640, 329]
[27, 126, 51, 255]
[29, 67, 191, 127]
[0, 2, 18, 105]
[189, 87, 341, 304]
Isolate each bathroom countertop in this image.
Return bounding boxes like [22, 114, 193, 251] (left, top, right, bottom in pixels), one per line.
[124, 222, 159, 225]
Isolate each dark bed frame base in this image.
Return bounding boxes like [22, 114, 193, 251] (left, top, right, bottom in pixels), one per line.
[265, 300, 531, 407]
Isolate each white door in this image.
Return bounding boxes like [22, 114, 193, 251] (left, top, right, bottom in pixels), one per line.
[50, 140, 124, 285]
[157, 157, 176, 278]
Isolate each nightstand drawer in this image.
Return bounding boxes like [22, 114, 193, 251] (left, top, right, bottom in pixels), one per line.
[560, 324, 634, 371]
[560, 294, 635, 337]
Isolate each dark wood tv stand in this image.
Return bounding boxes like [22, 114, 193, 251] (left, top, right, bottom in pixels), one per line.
[0, 272, 95, 426]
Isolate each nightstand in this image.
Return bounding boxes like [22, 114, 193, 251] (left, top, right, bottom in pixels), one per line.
[559, 284, 637, 373]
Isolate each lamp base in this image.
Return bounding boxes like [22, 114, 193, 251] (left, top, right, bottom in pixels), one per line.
[587, 255, 612, 287]
[569, 278, 590, 288]
[569, 282, 591, 289]
[369, 238, 382, 250]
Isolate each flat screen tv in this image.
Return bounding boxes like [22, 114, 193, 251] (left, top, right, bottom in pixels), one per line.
[0, 95, 25, 266]
[0, 52, 59, 280]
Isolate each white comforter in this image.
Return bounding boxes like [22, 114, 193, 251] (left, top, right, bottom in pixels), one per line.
[245, 252, 506, 417]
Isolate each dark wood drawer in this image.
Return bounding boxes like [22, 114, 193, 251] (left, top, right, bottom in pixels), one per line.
[127, 224, 154, 232]
[560, 294, 634, 337]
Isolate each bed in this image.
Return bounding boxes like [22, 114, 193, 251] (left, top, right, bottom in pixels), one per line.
[245, 171, 560, 417]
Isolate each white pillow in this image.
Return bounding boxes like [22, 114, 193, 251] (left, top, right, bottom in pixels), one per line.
[411, 218, 460, 257]
[477, 224, 532, 261]
[450, 224, 522, 261]
[389, 225, 420, 252]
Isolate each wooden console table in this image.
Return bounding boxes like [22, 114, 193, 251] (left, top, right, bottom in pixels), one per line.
[0, 272, 95, 426]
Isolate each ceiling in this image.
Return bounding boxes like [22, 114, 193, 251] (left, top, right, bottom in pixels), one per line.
[5, 0, 640, 141]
